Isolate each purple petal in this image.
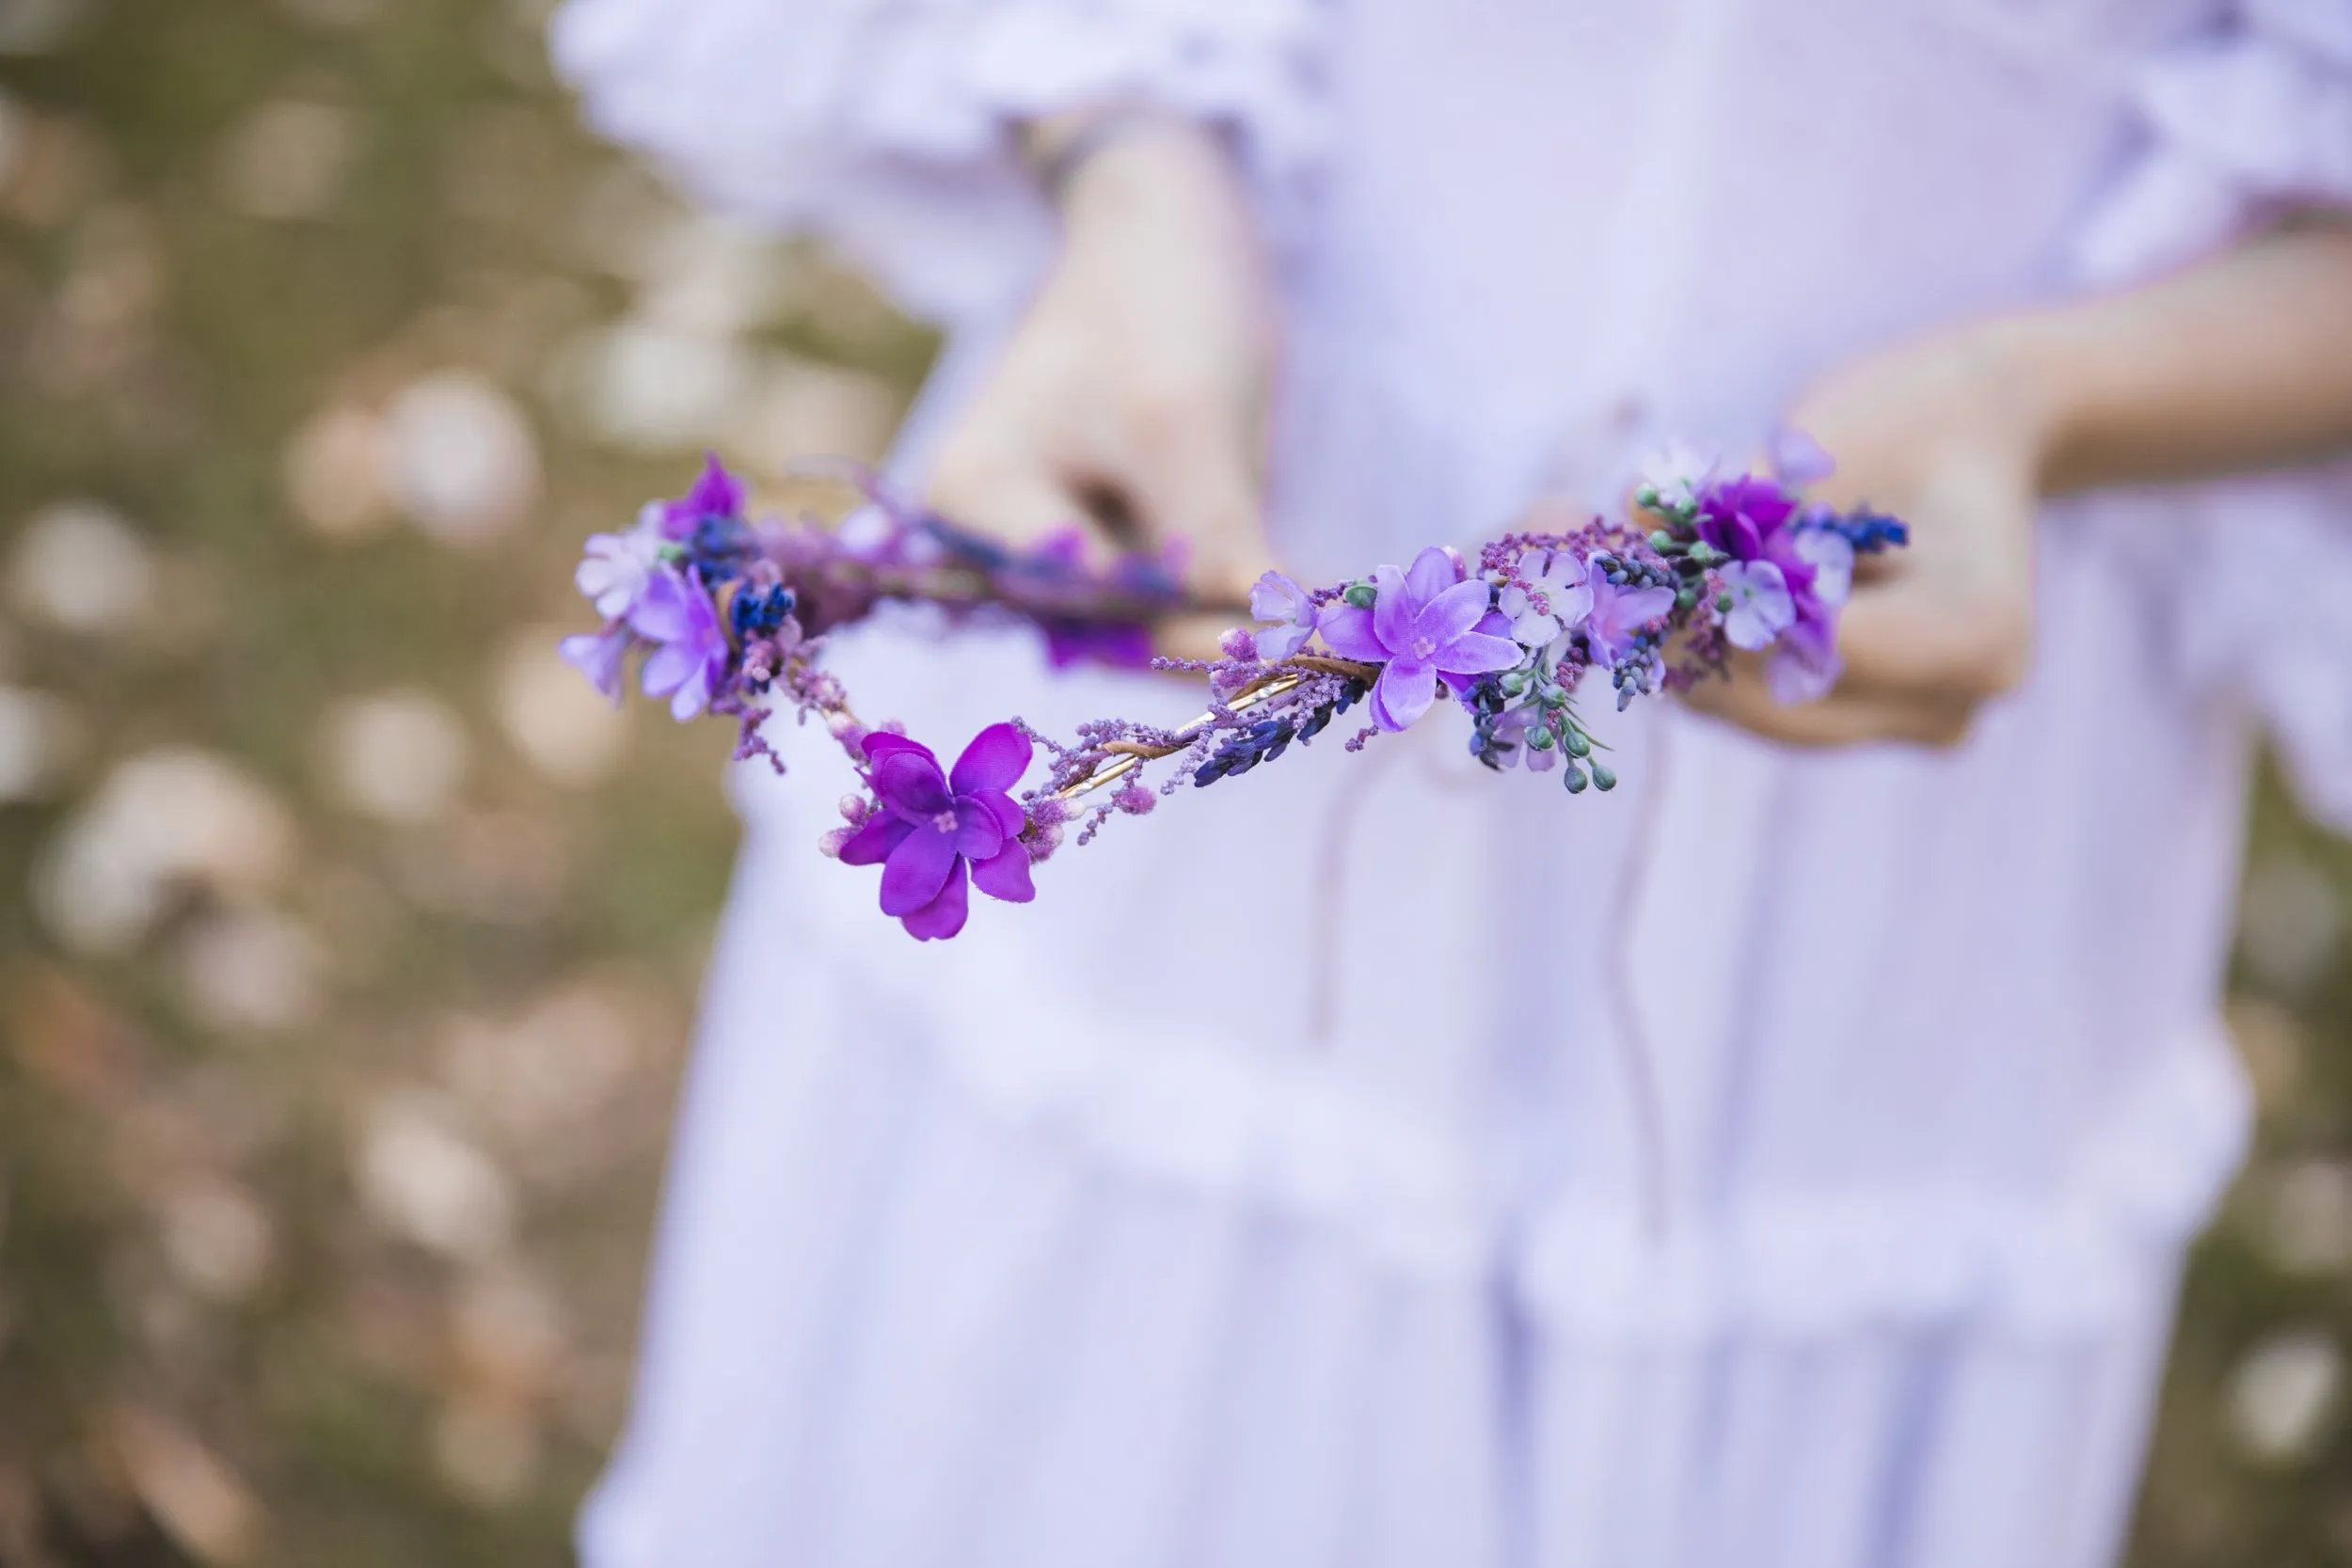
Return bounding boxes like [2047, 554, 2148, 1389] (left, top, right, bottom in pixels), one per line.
[664, 453, 743, 536]
[1315, 603, 1391, 662]
[1404, 546, 1459, 604]
[950, 722, 1033, 795]
[559, 628, 629, 702]
[861, 731, 937, 767]
[1371, 659, 1438, 731]
[1412, 578, 1495, 649]
[640, 639, 696, 702]
[954, 798, 1005, 861]
[900, 859, 971, 941]
[1254, 621, 1313, 661]
[1617, 584, 1678, 627]
[668, 665, 714, 721]
[1769, 426, 1836, 488]
[1371, 564, 1416, 653]
[625, 567, 698, 643]
[977, 791, 1026, 840]
[872, 751, 952, 816]
[1432, 630, 1525, 676]
[879, 825, 958, 916]
[838, 816, 914, 866]
[969, 842, 1036, 904]
[1249, 571, 1310, 623]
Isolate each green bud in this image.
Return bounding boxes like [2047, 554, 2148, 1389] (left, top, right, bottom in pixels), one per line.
[1499, 669, 1529, 696]
[1590, 764, 1617, 792]
[1343, 581, 1378, 610]
[1714, 593, 1734, 613]
[1530, 726, 1555, 751]
[1676, 587, 1697, 610]
[1564, 727, 1591, 758]
[1563, 763, 1590, 794]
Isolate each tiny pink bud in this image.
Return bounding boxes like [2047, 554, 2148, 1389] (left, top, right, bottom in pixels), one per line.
[817, 827, 851, 859]
[1113, 784, 1155, 816]
[838, 794, 870, 825]
[1218, 627, 1259, 661]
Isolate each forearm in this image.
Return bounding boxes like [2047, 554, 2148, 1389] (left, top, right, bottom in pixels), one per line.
[2004, 219, 2352, 495]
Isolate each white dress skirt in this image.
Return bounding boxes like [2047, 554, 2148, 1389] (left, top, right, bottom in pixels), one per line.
[549, 1, 2352, 1563]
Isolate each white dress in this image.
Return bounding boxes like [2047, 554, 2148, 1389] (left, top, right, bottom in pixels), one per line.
[550, 2, 2352, 1564]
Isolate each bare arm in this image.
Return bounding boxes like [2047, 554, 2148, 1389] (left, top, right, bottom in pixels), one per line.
[1686, 220, 2352, 748]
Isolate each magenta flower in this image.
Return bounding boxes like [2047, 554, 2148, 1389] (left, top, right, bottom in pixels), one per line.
[838, 724, 1036, 940]
[1315, 546, 1522, 731]
[629, 566, 731, 721]
[1582, 571, 1677, 665]
[661, 453, 745, 538]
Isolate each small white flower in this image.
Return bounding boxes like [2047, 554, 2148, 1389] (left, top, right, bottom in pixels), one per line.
[573, 502, 667, 619]
[1793, 525, 1855, 606]
[1496, 549, 1595, 647]
[1636, 439, 1719, 508]
[1719, 560, 1795, 651]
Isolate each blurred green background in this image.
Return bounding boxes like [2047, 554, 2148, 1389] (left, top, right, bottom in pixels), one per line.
[0, 1, 2343, 1563]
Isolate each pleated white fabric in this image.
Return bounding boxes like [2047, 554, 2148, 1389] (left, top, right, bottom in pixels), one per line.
[551, 1, 2352, 1564]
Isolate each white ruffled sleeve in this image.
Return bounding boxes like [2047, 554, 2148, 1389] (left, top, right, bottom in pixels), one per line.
[2074, 0, 2352, 281]
[2068, 3, 2352, 829]
[548, 0, 1334, 322]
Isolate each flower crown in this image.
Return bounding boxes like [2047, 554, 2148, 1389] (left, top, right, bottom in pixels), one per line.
[563, 440, 1906, 941]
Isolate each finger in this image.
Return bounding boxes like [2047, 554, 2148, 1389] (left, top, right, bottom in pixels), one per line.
[1117, 402, 1271, 607]
[1680, 674, 1975, 748]
[924, 454, 1115, 565]
[1827, 581, 2030, 704]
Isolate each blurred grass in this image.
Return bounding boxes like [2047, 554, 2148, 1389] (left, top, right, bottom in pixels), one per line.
[0, 2, 2344, 1565]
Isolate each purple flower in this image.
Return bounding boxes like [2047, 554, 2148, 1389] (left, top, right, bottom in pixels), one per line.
[629, 565, 732, 721]
[575, 502, 668, 619]
[1718, 560, 1795, 651]
[660, 452, 745, 539]
[1581, 571, 1677, 666]
[1791, 523, 1855, 607]
[1767, 426, 1836, 488]
[1767, 616, 1842, 705]
[1488, 703, 1559, 771]
[1694, 476, 1799, 564]
[559, 626, 631, 703]
[837, 724, 1036, 940]
[1248, 571, 1317, 661]
[1497, 549, 1594, 647]
[1315, 546, 1522, 731]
